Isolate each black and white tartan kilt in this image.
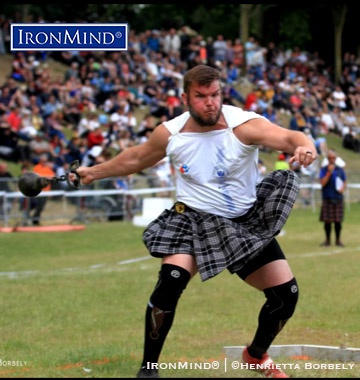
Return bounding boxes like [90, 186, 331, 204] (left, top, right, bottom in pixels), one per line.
[319, 198, 344, 222]
[142, 170, 300, 282]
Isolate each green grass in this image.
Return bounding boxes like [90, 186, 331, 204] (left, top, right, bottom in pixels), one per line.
[0, 206, 360, 378]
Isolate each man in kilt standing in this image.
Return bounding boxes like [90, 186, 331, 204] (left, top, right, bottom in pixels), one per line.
[319, 149, 347, 247]
[72, 64, 318, 378]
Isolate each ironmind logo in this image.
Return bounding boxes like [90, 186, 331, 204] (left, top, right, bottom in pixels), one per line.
[11, 23, 128, 51]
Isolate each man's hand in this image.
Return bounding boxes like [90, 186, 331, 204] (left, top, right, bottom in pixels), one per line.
[289, 147, 317, 168]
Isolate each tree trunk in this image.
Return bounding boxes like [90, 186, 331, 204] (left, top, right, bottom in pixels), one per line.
[332, 5, 348, 85]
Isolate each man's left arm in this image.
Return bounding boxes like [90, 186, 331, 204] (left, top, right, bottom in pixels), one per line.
[235, 117, 318, 168]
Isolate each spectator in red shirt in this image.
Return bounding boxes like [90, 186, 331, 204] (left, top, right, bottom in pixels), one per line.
[6, 105, 22, 132]
[87, 125, 104, 149]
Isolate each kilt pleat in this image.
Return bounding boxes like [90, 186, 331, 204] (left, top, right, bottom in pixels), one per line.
[143, 170, 300, 282]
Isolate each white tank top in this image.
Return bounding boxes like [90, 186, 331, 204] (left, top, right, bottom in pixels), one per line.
[163, 105, 265, 218]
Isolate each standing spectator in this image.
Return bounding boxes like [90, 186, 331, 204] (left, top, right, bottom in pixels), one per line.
[163, 28, 181, 56]
[0, 161, 13, 220]
[319, 149, 347, 247]
[30, 154, 55, 225]
[232, 38, 244, 67]
[212, 34, 227, 63]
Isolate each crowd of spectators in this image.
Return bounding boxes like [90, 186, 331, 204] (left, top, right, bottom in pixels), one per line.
[1, 20, 360, 188]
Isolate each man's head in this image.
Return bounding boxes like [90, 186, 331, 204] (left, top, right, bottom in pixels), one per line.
[183, 64, 221, 95]
[327, 149, 337, 162]
[182, 65, 222, 127]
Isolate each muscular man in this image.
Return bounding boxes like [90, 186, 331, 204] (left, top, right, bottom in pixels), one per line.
[72, 65, 317, 378]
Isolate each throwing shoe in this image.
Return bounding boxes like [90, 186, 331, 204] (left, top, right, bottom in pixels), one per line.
[136, 367, 160, 378]
[242, 346, 288, 378]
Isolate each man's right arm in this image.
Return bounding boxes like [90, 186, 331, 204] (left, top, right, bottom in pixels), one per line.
[74, 124, 170, 185]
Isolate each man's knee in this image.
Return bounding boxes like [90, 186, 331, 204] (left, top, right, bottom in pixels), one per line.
[150, 264, 191, 311]
[263, 277, 299, 320]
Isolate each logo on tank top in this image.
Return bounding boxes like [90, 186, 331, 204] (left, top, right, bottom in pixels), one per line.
[179, 164, 192, 179]
[213, 164, 228, 177]
[179, 164, 189, 174]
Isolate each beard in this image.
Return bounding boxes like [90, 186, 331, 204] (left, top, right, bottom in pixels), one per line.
[188, 103, 222, 127]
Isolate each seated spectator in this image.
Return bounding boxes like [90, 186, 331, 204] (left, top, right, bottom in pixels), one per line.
[257, 159, 267, 184]
[81, 145, 103, 167]
[272, 86, 290, 113]
[6, 105, 23, 133]
[244, 90, 258, 111]
[257, 93, 272, 114]
[274, 153, 290, 171]
[318, 102, 336, 134]
[288, 89, 304, 112]
[328, 85, 347, 110]
[87, 125, 105, 149]
[77, 111, 100, 138]
[0, 115, 31, 163]
[261, 105, 278, 124]
[64, 135, 85, 164]
[303, 128, 328, 156]
[343, 109, 359, 134]
[329, 106, 346, 136]
[43, 110, 68, 144]
[222, 85, 245, 106]
[342, 126, 360, 152]
[289, 110, 307, 132]
[114, 128, 136, 153]
[28, 131, 56, 164]
[165, 89, 183, 118]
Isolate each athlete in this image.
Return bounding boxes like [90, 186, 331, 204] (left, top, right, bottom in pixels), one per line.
[71, 64, 317, 378]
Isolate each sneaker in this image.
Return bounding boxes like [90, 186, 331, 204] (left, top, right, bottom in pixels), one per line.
[242, 346, 288, 378]
[136, 367, 160, 378]
[336, 241, 345, 247]
[320, 241, 330, 247]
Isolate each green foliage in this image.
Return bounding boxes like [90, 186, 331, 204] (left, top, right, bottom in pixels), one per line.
[278, 9, 312, 49]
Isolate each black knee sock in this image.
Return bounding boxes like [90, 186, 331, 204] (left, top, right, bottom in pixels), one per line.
[141, 303, 175, 366]
[334, 222, 341, 242]
[140, 264, 190, 367]
[248, 278, 299, 359]
[324, 222, 331, 242]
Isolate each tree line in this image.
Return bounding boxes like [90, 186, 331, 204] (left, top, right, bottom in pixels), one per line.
[0, 3, 356, 84]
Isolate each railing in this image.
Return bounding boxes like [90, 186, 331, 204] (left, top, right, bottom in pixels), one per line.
[1, 175, 360, 228]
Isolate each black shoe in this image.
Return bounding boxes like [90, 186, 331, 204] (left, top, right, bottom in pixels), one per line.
[336, 241, 345, 247]
[136, 367, 160, 378]
[320, 241, 330, 247]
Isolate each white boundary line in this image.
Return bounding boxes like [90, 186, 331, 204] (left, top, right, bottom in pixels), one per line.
[1, 245, 359, 279]
[0, 255, 152, 279]
[1, 249, 359, 361]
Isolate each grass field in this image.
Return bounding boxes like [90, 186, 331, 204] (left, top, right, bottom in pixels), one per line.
[0, 204, 360, 378]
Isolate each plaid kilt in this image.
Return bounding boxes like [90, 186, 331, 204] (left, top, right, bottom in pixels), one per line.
[319, 199, 344, 222]
[142, 170, 300, 282]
